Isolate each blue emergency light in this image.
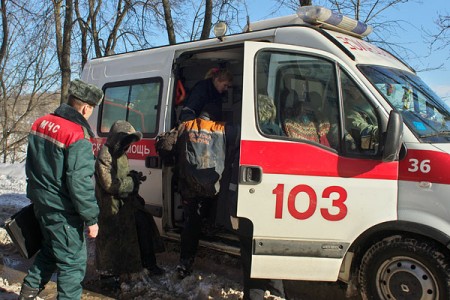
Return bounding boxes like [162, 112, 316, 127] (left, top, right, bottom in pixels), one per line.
[297, 6, 373, 37]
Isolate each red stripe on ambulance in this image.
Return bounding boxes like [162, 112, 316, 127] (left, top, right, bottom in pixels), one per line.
[91, 137, 156, 160]
[240, 140, 398, 180]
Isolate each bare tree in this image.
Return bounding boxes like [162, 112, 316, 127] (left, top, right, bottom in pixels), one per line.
[200, 0, 212, 40]
[275, 1, 419, 63]
[0, 0, 265, 162]
[276, 0, 310, 10]
[431, 13, 450, 54]
[162, 0, 176, 44]
[138, 0, 247, 43]
[0, 0, 7, 73]
[300, 0, 312, 6]
[0, 0, 60, 163]
[74, 0, 139, 70]
[74, 0, 94, 68]
[52, 0, 73, 103]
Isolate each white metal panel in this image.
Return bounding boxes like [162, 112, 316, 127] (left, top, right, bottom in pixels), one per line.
[252, 255, 343, 281]
[398, 142, 450, 236]
[241, 174, 398, 241]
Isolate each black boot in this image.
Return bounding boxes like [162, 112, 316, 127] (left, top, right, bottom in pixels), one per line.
[18, 283, 40, 300]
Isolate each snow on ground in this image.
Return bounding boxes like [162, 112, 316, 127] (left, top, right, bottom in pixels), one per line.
[0, 162, 29, 208]
[0, 163, 35, 299]
[0, 163, 282, 299]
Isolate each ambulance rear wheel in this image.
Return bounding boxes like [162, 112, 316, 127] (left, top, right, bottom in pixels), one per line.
[358, 236, 450, 300]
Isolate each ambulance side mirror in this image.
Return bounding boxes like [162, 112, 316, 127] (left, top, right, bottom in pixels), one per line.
[382, 110, 403, 162]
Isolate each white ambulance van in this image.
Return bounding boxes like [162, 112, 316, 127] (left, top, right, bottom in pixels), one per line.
[82, 6, 450, 299]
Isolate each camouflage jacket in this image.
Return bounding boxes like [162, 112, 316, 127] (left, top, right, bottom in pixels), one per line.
[94, 122, 142, 274]
[346, 106, 379, 150]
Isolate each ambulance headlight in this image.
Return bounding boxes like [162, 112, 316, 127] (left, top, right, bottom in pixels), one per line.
[297, 6, 372, 37]
[214, 22, 228, 39]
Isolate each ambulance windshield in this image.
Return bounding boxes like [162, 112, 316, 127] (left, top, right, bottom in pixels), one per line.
[360, 65, 450, 143]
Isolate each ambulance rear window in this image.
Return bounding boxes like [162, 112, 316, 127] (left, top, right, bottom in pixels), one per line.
[99, 78, 162, 136]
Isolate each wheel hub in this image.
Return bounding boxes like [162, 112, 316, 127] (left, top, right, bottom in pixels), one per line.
[377, 256, 438, 300]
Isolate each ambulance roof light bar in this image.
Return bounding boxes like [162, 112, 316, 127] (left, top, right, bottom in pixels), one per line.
[297, 6, 373, 38]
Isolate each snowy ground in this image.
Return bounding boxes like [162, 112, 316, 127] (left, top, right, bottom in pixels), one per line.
[0, 163, 283, 300]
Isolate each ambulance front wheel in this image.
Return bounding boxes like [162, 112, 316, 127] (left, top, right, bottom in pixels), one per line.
[358, 235, 450, 300]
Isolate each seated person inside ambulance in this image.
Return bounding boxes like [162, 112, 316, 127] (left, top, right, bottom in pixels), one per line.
[282, 92, 330, 146]
[257, 94, 283, 136]
[343, 82, 379, 153]
[179, 67, 233, 122]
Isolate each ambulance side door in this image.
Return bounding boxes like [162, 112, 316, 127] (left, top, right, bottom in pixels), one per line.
[237, 42, 399, 281]
[84, 48, 175, 217]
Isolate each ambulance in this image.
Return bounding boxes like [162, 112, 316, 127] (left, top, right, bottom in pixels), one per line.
[82, 6, 450, 299]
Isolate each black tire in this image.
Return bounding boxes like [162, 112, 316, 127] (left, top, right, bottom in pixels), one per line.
[358, 235, 450, 300]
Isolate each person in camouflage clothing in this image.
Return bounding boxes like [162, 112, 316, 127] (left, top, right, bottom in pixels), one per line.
[20, 79, 103, 300]
[94, 120, 163, 279]
[344, 84, 379, 152]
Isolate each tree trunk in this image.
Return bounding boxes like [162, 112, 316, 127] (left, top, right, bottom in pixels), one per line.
[200, 0, 212, 40]
[300, 0, 312, 6]
[74, 0, 89, 69]
[61, 0, 73, 103]
[52, 0, 73, 104]
[104, 0, 131, 55]
[0, 0, 9, 98]
[162, 0, 176, 44]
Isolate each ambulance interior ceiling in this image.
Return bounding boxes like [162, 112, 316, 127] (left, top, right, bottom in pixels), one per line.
[177, 46, 244, 81]
[177, 46, 245, 124]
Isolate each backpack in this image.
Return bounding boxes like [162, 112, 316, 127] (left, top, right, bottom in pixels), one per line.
[177, 118, 226, 199]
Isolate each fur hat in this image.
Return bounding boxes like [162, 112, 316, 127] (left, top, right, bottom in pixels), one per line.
[68, 79, 104, 106]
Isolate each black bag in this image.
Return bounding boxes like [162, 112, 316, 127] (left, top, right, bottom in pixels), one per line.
[4, 204, 43, 259]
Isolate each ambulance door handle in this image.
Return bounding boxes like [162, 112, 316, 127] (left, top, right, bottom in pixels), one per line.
[239, 166, 262, 185]
[145, 156, 161, 169]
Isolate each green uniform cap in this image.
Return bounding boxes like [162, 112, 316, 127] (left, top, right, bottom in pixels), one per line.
[69, 79, 104, 106]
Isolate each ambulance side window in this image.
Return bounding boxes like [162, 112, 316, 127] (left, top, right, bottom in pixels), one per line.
[255, 50, 340, 151]
[100, 78, 162, 136]
[341, 71, 380, 155]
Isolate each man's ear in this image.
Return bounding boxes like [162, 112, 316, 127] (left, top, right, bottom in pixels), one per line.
[81, 104, 89, 116]
[81, 104, 93, 118]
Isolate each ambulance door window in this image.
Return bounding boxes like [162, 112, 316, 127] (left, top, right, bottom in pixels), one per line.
[100, 78, 162, 136]
[341, 71, 380, 155]
[255, 50, 340, 151]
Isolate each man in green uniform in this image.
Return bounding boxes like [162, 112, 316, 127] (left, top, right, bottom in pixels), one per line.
[19, 79, 103, 300]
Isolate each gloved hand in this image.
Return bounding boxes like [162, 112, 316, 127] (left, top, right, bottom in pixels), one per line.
[129, 170, 147, 183]
[129, 170, 147, 194]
